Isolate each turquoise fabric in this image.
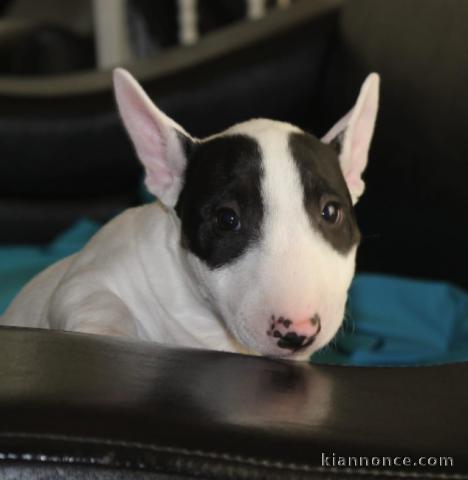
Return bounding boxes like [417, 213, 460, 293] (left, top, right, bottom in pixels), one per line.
[1, 219, 467, 366]
[312, 275, 468, 365]
[0, 220, 100, 314]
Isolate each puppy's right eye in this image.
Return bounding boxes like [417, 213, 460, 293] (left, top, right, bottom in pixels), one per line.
[215, 208, 241, 232]
[321, 201, 342, 225]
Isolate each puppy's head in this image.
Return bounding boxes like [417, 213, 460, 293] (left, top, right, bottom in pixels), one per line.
[114, 69, 380, 360]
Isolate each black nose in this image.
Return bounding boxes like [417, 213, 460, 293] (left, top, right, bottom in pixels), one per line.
[277, 332, 307, 351]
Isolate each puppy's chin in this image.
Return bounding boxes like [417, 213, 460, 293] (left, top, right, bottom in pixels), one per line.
[227, 313, 344, 360]
[247, 342, 319, 361]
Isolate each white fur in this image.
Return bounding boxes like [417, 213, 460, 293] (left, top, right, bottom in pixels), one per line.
[1, 70, 379, 360]
[3, 203, 244, 352]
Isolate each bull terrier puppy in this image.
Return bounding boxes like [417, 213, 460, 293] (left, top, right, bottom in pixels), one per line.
[2, 69, 379, 360]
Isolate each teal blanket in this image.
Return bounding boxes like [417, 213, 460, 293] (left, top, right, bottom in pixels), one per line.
[313, 275, 468, 365]
[1, 220, 467, 366]
[0, 220, 100, 314]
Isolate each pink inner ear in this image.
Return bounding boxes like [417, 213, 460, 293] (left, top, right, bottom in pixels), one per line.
[146, 168, 173, 193]
[345, 174, 365, 198]
[114, 68, 191, 206]
[122, 86, 165, 166]
[332, 74, 379, 202]
[348, 95, 378, 176]
[114, 70, 176, 195]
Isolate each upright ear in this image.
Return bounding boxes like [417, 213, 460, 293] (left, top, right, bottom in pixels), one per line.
[113, 68, 193, 207]
[322, 73, 380, 204]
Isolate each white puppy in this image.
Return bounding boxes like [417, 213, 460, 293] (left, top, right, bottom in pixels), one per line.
[2, 69, 379, 360]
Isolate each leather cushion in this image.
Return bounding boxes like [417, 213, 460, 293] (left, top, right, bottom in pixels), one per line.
[0, 327, 467, 479]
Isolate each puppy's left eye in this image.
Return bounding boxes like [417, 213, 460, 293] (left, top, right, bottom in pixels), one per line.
[216, 207, 241, 232]
[321, 201, 342, 224]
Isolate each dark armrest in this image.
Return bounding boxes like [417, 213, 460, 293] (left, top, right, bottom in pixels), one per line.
[0, 326, 465, 479]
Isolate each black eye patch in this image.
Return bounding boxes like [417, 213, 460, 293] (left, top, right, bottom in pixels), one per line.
[175, 134, 264, 269]
[288, 132, 361, 253]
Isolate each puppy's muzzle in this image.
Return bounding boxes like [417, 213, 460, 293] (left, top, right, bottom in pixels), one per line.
[267, 314, 322, 352]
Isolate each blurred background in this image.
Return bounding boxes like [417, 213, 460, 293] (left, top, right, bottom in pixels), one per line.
[0, 0, 296, 75]
[0, 0, 467, 364]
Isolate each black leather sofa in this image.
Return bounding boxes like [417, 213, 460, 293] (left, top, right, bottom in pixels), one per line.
[1, 327, 467, 479]
[1, 0, 467, 478]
